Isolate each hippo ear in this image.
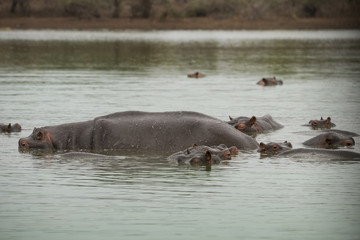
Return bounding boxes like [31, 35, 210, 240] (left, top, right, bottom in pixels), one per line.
[186, 149, 190, 154]
[229, 116, 233, 120]
[205, 150, 212, 163]
[284, 141, 292, 148]
[326, 117, 331, 123]
[36, 131, 44, 140]
[192, 143, 198, 147]
[259, 142, 266, 149]
[249, 116, 256, 126]
[321, 116, 324, 120]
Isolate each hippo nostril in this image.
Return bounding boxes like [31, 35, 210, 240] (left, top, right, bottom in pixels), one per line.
[19, 139, 29, 149]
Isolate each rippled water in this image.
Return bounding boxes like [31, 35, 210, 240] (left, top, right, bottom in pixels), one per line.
[1, 30, 360, 240]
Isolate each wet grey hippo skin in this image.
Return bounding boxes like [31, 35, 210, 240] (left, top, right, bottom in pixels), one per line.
[259, 142, 360, 160]
[257, 77, 283, 86]
[18, 111, 259, 153]
[319, 129, 359, 137]
[304, 117, 336, 129]
[278, 149, 360, 159]
[1, 123, 21, 133]
[303, 132, 355, 149]
[227, 115, 283, 135]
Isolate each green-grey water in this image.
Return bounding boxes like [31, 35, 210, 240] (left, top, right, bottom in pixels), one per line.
[0, 30, 360, 240]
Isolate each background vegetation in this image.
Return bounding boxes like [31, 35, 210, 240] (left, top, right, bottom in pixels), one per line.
[1, 0, 359, 20]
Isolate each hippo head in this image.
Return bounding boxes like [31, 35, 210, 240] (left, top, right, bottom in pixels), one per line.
[11, 123, 22, 132]
[176, 150, 221, 166]
[309, 117, 335, 129]
[0, 123, 11, 132]
[234, 116, 257, 135]
[257, 77, 283, 86]
[18, 128, 55, 152]
[258, 141, 293, 155]
[187, 72, 204, 78]
[303, 132, 355, 149]
[209, 144, 236, 160]
[324, 133, 355, 148]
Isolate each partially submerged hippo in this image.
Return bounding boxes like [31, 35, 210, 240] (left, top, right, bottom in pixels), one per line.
[168, 149, 220, 166]
[257, 77, 283, 86]
[303, 132, 355, 149]
[259, 142, 360, 160]
[227, 115, 283, 135]
[1, 123, 21, 133]
[305, 117, 336, 129]
[168, 144, 237, 166]
[258, 141, 293, 155]
[19, 111, 259, 154]
[187, 72, 205, 78]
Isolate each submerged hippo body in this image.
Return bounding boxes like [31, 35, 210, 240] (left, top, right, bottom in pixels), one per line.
[1, 123, 21, 133]
[303, 132, 355, 149]
[278, 149, 360, 160]
[227, 115, 283, 135]
[319, 129, 359, 137]
[259, 142, 360, 160]
[257, 77, 283, 86]
[19, 111, 259, 153]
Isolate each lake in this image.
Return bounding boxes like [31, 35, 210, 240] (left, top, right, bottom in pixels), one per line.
[0, 30, 360, 240]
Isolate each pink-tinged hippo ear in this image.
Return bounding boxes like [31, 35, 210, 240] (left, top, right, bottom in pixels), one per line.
[249, 116, 257, 126]
[326, 117, 331, 123]
[229, 116, 233, 120]
[205, 150, 212, 163]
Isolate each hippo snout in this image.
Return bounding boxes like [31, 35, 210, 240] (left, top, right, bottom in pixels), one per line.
[18, 138, 30, 150]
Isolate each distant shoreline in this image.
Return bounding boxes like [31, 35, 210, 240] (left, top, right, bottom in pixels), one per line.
[1, 17, 359, 30]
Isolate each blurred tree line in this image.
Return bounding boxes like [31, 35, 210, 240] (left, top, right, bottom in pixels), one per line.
[2, 0, 360, 19]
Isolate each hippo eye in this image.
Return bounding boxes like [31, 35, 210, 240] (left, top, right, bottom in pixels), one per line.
[312, 120, 318, 126]
[272, 145, 279, 151]
[36, 131, 43, 140]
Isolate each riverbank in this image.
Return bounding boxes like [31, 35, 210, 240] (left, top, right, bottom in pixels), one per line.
[1, 17, 359, 30]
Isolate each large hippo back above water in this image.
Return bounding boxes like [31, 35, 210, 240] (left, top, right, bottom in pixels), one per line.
[19, 111, 259, 153]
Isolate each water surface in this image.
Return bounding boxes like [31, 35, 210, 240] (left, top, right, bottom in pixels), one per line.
[1, 30, 360, 240]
